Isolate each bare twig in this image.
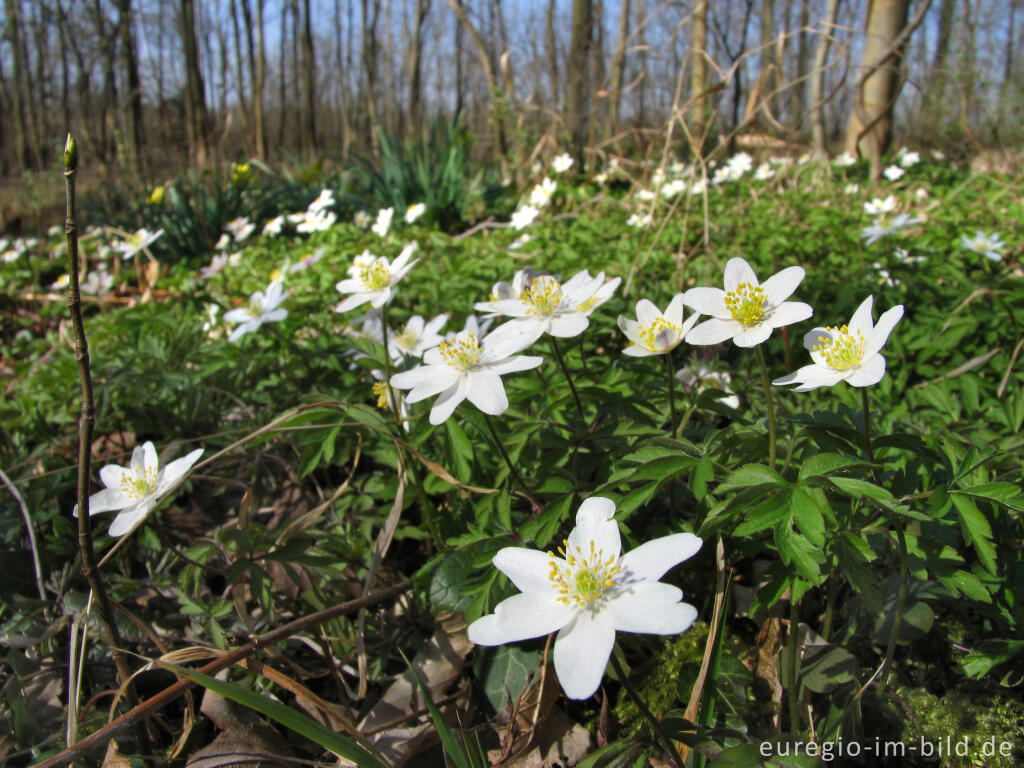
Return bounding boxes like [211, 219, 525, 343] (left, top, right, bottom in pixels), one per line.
[64, 134, 136, 697]
[33, 580, 413, 768]
[0, 466, 46, 599]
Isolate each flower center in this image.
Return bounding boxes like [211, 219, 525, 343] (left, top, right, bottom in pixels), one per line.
[813, 325, 865, 370]
[438, 332, 482, 371]
[249, 296, 264, 315]
[724, 282, 767, 327]
[394, 326, 418, 352]
[372, 381, 392, 409]
[119, 466, 157, 500]
[547, 538, 621, 608]
[639, 317, 680, 351]
[522, 276, 564, 316]
[359, 258, 392, 291]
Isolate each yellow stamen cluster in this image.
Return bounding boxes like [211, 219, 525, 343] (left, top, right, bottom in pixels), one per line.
[813, 325, 865, 370]
[359, 258, 392, 291]
[522, 276, 564, 316]
[394, 326, 417, 352]
[372, 381, 391, 409]
[639, 317, 680, 351]
[119, 466, 158, 500]
[724, 282, 767, 327]
[547, 538, 621, 608]
[249, 295, 264, 315]
[439, 332, 482, 371]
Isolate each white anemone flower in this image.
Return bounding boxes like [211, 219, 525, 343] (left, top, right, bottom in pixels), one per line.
[296, 209, 336, 234]
[72, 442, 204, 537]
[773, 296, 904, 391]
[676, 366, 740, 408]
[475, 270, 605, 352]
[627, 212, 653, 228]
[353, 210, 371, 228]
[389, 313, 448, 361]
[682, 258, 813, 347]
[575, 272, 622, 316]
[844, 183, 860, 195]
[618, 296, 698, 356]
[510, 205, 540, 230]
[308, 189, 335, 214]
[899, 150, 921, 168]
[390, 329, 543, 424]
[116, 227, 163, 260]
[960, 231, 1005, 262]
[882, 165, 905, 182]
[371, 207, 394, 237]
[528, 178, 557, 209]
[335, 244, 418, 312]
[860, 213, 920, 245]
[405, 202, 427, 224]
[468, 497, 701, 700]
[226, 216, 256, 242]
[552, 153, 575, 174]
[224, 280, 288, 341]
[833, 152, 857, 167]
[864, 196, 897, 216]
[263, 215, 286, 236]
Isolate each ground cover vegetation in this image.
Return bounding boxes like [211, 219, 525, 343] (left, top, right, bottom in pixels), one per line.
[2, 131, 1024, 768]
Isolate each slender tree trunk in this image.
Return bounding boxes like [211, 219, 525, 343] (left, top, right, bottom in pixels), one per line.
[810, 0, 841, 154]
[116, 0, 144, 171]
[278, 1, 288, 148]
[180, 0, 209, 165]
[454, 9, 464, 116]
[362, 0, 382, 141]
[565, 0, 594, 163]
[690, 0, 709, 147]
[791, 0, 810, 130]
[300, 0, 316, 154]
[546, 0, 559, 110]
[230, 0, 251, 146]
[759, 0, 778, 126]
[844, 0, 912, 169]
[5, 0, 29, 171]
[921, 0, 955, 127]
[636, 0, 648, 126]
[407, 0, 429, 133]
[607, 0, 631, 137]
[253, 0, 267, 158]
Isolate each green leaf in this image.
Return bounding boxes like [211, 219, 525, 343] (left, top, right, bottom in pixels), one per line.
[827, 476, 895, 504]
[952, 482, 1024, 511]
[157, 662, 388, 768]
[775, 524, 824, 582]
[800, 645, 859, 693]
[732, 491, 790, 538]
[798, 453, 866, 481]
[692, 453, 714, 500]
[627, 454, 697, 483]
[789, 487, 825, 547]
[951, 495, 997, 574]
[942, 569, 992, 603]
[479, 645, 541, 713]
[719, 464, 786, 493]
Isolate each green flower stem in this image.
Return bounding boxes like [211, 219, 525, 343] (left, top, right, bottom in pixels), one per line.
[664, 351, 679, 437]
[861, 387, 907, 697]
[551, 337, 585, 422]
[610, 650, 682, 768]
[756, 346, 777, 469]
[482, 413, 536, 503]
[787, 591, 801, 735]
[380, 304, 400, 421]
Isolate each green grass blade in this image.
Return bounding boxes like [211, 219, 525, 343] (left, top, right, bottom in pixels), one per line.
[158, 661, 390, 768]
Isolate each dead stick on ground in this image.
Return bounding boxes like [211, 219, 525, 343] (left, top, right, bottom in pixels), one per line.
[34, 580, 413, 768]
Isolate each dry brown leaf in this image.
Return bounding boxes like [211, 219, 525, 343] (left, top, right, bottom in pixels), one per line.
[492, 709, 592, 768]
[185, 726, 294, 768]
[102, 739, 133, 768]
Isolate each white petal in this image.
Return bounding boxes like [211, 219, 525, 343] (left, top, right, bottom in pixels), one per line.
[685, 318, 738, 346]
[468, 593, 573, 645]
[617, 532, 702, 583]
[262, 308, 287, 323]
[107, 500, 157, 537]
[400, 368, 461, 402]
[156, 448, 204, 494]
[665, 294, 687, 325]
[487, 354, 544, 376]
[847, 354, 887, 387]
[335, 278, 363, 294]
[622, 344, 657, 357]
[137, 444, 155, 474]
[493, 548, 559, 594]
[723, 258, 759, 291]
[732, 323, 774, 347]
[335, 294, 371, 313]
[222, 308, 254, 323]
[484, 320, 544, 353]
[635, 299, 660, 326]
[604, 583, 697, 635]
[847, 296, 875, 338]
[553, 612, 616, 699]
[99, 464, 130, 490]
[681, 287, 728, 318]
[768, 301, 813, 328]
[79, 487, 131, 516]
[863, 304, 904, 359]
[548, 313, 589, 338]
[465, 369, 508, 415]
[761, 266, 805, 305]
[428, 377, 469, 424]
[568, 498, 620, 559]
[790, 365, 848, 391]
[802, 327, 832, 366]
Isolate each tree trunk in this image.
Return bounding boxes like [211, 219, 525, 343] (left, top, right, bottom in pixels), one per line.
[759, 0, 778, 126]
[607, 0, 631, 137]
[690, 0, 709, 147]
[790, 0, 810, 130]
[5, 0, 29, 171]
[180, 0, 209, 165]
[843, 0, 911, 169]
[229, 0, 251, 145]
[240, 0, 265, 158]
[565, 0, 594, 164]
[116, 0, 144, 171]
[546, 0, 559, 110]
[921, 0, 955, 128]
[407, 0, 429, 133]
[810, 0, 842, 154]
[300, 0, 317, 154]
[362, 0, 382, 142]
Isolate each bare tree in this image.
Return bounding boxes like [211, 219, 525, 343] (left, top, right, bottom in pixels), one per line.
[300, 0, 316, 154]
[116, 0, 144, 170]
[566, 0, 595, 162]
[180, 0, 209, 164]
[5, 0, 30, 171]
[607, 0, 632, 137]
[690, 0, 711, 147]
[810, 0, 842, 153]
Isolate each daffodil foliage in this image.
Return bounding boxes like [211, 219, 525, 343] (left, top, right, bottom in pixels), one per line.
[3, 150, 1024, 765]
